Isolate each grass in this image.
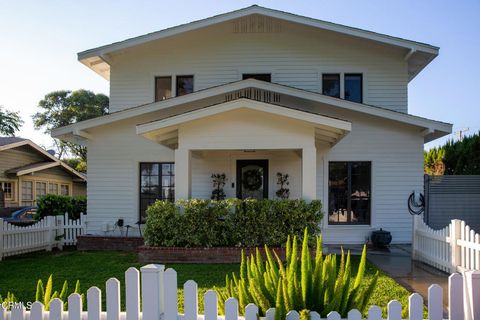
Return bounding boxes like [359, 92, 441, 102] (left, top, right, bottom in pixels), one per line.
[0, 250, 414, 317]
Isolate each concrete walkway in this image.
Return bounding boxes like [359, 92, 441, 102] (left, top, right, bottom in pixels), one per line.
[326, 244, 449, 309]
[366, 245, 449, 310]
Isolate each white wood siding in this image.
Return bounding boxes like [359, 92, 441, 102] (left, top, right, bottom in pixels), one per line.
[109, 20, 408, 114]
[85, 104, 422, 243]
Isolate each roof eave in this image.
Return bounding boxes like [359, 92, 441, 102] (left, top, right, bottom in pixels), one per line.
[52, 79, 452, 144]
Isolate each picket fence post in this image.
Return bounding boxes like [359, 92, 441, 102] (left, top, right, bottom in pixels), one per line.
[0, 218, 4, 261]
[464, 270, 480, 320]
[46, 216, 55, 251]
[55, 215, 64, 251]
[80, 212, 86, 235]
[449, 273, 464, 320]
[450, 219, 462, 272]
[141, 264, 165, 320]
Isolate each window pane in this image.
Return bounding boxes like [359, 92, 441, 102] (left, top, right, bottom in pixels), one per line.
[345, 74, 362, 103]
[328, 162, 348, 224]
[36, 182, 47, 199]
[139, 162, 175, 220]
[350, 162, 371, 224]
[155, 77, 172, 101]
[48, 183, 59, 195]
[22, 181, 33, 201]
[328, 161, 371, 225]
[176, 75, 194, 96]
[322, 74, 340, 98]
[60, 185, 69, 196]
[242, 74, 271, 82]
[1, 182, 13, 199]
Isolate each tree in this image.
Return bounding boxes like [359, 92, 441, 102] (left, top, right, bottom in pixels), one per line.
[424, 131, 480, 175]
[62, 158, 87, 173]
[33, 90, 108, 160]
[0, 106, 23, 136]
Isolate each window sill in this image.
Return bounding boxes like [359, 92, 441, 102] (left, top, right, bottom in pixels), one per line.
[325, 224, 373, 229]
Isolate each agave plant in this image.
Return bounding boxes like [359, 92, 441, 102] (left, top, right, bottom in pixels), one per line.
[0, 292, 17, 310]
[216, 228, 378, 318]
[35, 275, 83, 310]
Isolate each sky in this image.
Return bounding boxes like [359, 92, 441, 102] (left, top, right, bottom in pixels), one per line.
[0, 0, 479, 151]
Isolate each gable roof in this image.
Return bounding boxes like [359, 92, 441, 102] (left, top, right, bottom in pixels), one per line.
[52, 79, 451, 144]
[79, 5, 438, 81]
[0, 137, 86, 181]
[137, 98, 352, 148]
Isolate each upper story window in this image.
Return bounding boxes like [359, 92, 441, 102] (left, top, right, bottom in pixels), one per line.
[322, 74, 340, 98]
[176, 75, 194, 96]
[242, 74, 271, 82]
[344, 74, 363, 103]
[155, 76, 172, 102]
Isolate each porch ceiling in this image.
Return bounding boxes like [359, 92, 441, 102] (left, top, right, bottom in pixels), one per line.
[136, 98, 351, 149]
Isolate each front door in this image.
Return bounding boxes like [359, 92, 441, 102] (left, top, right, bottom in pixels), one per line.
[236, 160, 268, 199]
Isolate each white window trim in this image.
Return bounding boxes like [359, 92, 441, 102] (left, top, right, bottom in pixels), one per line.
[322, 157, 375, 228]
[319, 68, 368, 103]
[0, 181, 14, 200]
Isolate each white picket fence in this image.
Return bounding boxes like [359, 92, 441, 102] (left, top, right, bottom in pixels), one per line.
[1, 264, 479, 320]
[413, 214, 480, 273]
[0, 213, 85, 260]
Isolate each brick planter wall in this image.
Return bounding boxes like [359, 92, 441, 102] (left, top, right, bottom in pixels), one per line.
[77, 235, 144, 251]
[138, 246, 290, 263]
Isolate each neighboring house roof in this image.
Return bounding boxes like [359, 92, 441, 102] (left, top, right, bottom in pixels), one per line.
[52, 79, 452, 144]
[6, 162, 60, 176]
[79, 5, 438, 81]
[0, 137, 26, 146]
[0, 137, 87, 182]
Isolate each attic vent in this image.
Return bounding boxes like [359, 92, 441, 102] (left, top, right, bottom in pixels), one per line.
[232, 15, 282, 33]
[225, 88, 281, 104]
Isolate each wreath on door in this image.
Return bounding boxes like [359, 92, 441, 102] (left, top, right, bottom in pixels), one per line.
[242, 169, 263, 191]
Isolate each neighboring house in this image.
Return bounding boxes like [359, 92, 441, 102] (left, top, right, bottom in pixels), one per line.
[0, 137, 86, 208]
[53, 6, 452, 243]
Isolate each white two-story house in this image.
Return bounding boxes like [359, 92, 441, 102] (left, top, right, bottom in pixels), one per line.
[53, 6, 451, 243]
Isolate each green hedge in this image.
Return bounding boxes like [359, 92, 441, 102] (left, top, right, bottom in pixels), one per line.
[36, 194, 87, 220]
[144, 199, 322, 247]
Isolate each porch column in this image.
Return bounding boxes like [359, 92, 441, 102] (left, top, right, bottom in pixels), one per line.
[302, 146, 317, 201]
[174, 148, 191, 200]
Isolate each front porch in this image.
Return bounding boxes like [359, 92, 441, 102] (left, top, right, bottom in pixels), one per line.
[136, 98, 352, 201]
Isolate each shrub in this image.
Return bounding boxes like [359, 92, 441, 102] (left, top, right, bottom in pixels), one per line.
[215, 228, 379, 318]
[143, 199, 322, 247]
[36, 194, 87, 220]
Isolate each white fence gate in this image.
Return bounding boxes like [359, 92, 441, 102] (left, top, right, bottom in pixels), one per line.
[1, 264, 479, 320]
[413, 214, 480, 273]
[0, 213, 85, 260]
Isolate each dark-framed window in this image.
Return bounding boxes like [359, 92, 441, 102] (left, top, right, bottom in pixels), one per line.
[176, 75, 194, 96]
[139, 162, 175, 220]
[328, 161, 371, 225]
[322, 74, 340, 98]
[155, 76, 172, 101]
[344, 74, 363, 103]
[242, 73, 271, 82]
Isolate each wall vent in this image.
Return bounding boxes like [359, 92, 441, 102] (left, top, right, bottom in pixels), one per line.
[225, 88, 281, 104]
[232, 15, 282, 33]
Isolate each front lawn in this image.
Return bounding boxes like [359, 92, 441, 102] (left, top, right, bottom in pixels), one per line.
[0, 250, 413, 317]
